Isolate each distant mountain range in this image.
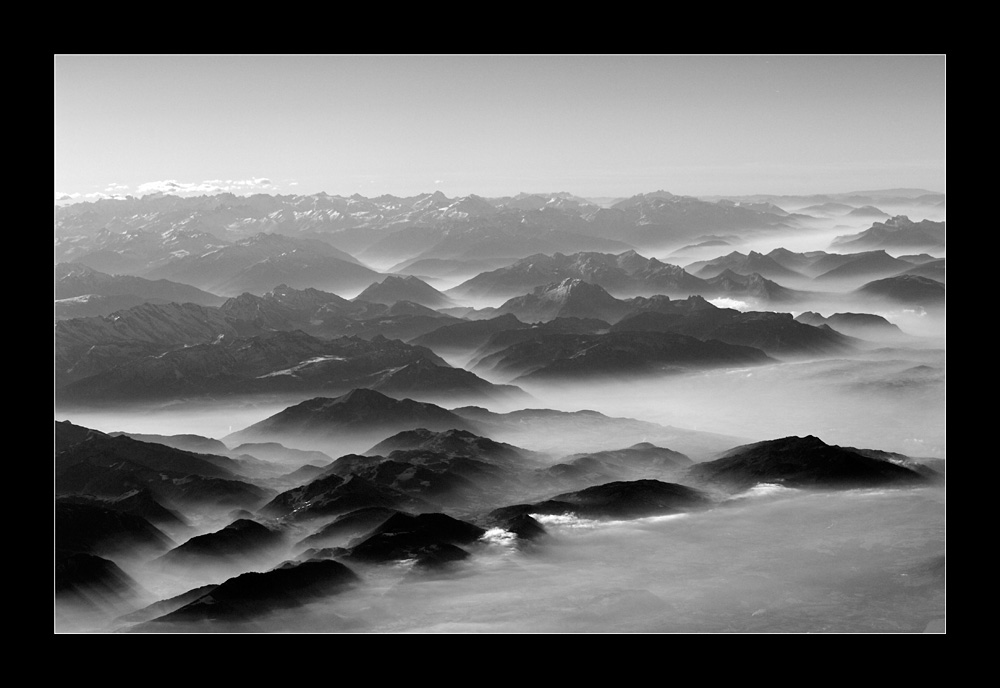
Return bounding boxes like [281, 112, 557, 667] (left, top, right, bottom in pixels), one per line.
[699, 189, 945, 209]
[480, 277, 802, 326]
[56, 191, 809, 281]
[794, 312, 906, 340]
[449, 250, 802, 302]
[831, 216, 946, 252]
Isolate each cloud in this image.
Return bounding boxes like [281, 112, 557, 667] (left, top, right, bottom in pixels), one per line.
[133, 178, 279, 197]
[56, 190, 129, 202]
[708, 297, 751, 311]
[57, 177, 293, 204]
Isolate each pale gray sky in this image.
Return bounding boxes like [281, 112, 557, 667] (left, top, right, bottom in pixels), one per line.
[54, 55, 946, 200]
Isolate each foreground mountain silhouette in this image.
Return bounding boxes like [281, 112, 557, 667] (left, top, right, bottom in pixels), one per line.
[156, 519, 285, 566]
[688, 435, 929, 490]
[345, 512, 486, 564]
[147, 559, 360, 624]
[56, 500, 174, 560]
[489, 479, 711, 520]
[56, 550, 145, 616]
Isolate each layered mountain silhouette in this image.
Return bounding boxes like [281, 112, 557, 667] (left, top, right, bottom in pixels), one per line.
[854, 275, 946, 308]
[56, 422, 275, 513]
[55, 188, 945, 634]
[450, 250, 710, 300]
[343, 512, 486, 564]
[56, 192, 800, 274]
[831, 216, 946, 252]
[465, 317, 611, 363]
[493, 278, 636, 323]
[56, 263, 224, 307]
[56, 550, 146, 618]
[59, 328, 518, 404]
[449, 405, 745, 460]
[225, 388, 478, 448]
[688, 435, 930, 490]
[489, 479, 711, 520]
[258, 472, 431, 522]
[408, 313, 530, 357]
[609, 303, 855, 357]
[847, 205, 890, 218]
[365, 428, 534, 466]
[354, 275, 454, 308]
[144, 233, 380, 296]
[145, 559, 360, 625]
[687, 250, 807, 282]
[56, 499, 175, 560]
[795, 312, 906, 340]
[809, 250, 915, 286]
[473, 330, 773, 382]
[295, 507, 401, 550]
[157, 518, 285, 567]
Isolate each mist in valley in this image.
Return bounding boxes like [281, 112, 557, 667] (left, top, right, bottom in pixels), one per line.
[55, 55, 945, 634]
[90, 485, 943, 634]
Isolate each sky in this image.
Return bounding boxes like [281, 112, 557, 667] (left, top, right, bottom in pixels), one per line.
[54, 55, 946, 202]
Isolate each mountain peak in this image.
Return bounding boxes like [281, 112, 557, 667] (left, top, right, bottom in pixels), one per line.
[334, 388, 395, 406]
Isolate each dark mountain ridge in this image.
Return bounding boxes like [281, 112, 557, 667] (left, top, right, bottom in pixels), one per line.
[688, 435, 930, 491]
